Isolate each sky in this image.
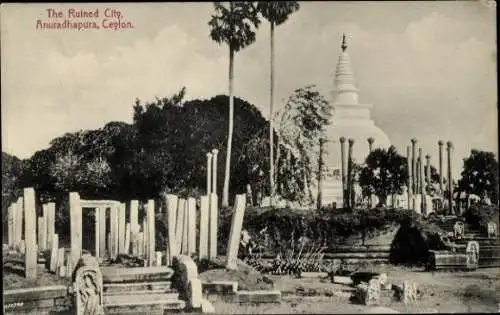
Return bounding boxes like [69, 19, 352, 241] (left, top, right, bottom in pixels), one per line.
[1, 1, 497, 179]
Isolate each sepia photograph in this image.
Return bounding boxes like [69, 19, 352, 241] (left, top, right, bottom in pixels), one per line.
[1, 1, 498, 314]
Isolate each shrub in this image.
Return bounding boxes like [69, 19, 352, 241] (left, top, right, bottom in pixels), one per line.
[463, 204, 499, 232]
[389, 217, 445, 266]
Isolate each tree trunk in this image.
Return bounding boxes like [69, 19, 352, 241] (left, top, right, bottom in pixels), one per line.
[269, 21, 275, 208]
[222, 47, 234, 207]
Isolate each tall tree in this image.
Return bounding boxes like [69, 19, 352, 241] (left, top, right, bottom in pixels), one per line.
[257, 1, 300, 207]
[458, 149, 499, 204]
[275, 85, 332, 206]
[208, 2, 261, 206]
[359, 146, 408, 207]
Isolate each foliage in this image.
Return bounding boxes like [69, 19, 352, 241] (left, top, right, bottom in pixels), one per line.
[359, 146, 408, 207]
[389, 216, 446, 266]
[274, 85, 332, 205]
[463, 204, 499, 232]
[6, 91, 300, 235]
[257, 1, 300, 26]
[208, 2, 261, 52]
[223, 207, 419, 255]
[2, 152, 27, 237]
[458, 149, 499, 204]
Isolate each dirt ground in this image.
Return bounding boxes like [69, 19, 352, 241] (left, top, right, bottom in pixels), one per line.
[208, 264, 500, 314]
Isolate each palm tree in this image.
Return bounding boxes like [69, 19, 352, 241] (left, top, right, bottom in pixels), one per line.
[208, 2, 261, 207]
[257, 1, 300, 207]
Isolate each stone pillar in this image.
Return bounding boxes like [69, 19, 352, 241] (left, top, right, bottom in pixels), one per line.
[182, 200, 189, 255]
[199, 196, 209, 260]
[447, 141, 453, 215]
[317, 138, 325, 209]
[425, 154, 431, 213]
[340, 137, 347, 208]
[411, 138, 417, 195]
[42, 204, 49, 249]
[24, 188, 37, 279]
[187, 197, 196, 255]
[130, 200, 139, 256]
[118, 203, 126, 254]
[38, 217, 46, 251]
[206, 152, 213, 195]
[212, 149, 219, 196]
[347, 138, 355, 209]
[8, 203, 14, 248]
[438, 140, 444, 201]
[164, 194, 178, 265]
[419, 148, 425, 214]
[69, 192, 82, 274]
[109, 204, 119, 260]
[367, 137, 374, 153]
[50, 234, 59, 273]
[176, 199, 186, 254]
[226, 194, 246, 270]
[46, 202, 55, 250]
[98, 207, 106, 259]
[16, 197, 24, 248]
[147, 199, 155, 266]
[209, 193, 218, 259]
[124, 223, 131, 254]
[407, 145, 412, 210]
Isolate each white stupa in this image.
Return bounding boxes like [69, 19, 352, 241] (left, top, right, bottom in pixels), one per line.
[321, 34, 391, 207]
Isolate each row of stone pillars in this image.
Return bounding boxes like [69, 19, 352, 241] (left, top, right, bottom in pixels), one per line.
[338, 137, 375, 209]
[407, 139, 454, 215]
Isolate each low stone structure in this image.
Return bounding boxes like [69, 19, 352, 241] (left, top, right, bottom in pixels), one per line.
[354, 278, 381, 306]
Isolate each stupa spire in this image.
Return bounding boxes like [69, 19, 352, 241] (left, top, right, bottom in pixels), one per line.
[341, 33, 347, 52]
[333, 33, 359, 105]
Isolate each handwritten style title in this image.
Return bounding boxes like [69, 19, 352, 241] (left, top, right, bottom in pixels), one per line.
[36, 8, 135, 31]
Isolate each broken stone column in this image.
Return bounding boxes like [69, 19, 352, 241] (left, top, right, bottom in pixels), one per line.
[24, 188, 37, 279]
[176, 198, 186, 254]
[109, 204, 119, 260]
[446, 141, 453, 215]
[164, 194, 178, 265]
[407, 145, 412, 210]
[38, 216, 46, 251]
[419, 148, 425, 214]
[8, 203, 14, 248]
[367, 137, 374, 153]
[69, 192, 82, 274]
[118, 203, 126, 254]
[16, 197, 24, 248]
[438, 140, 444, 202]
[147, 200, 156, 266]
[347, 138, 355, 209]
[130, 200, 139, 256]
[425, 154, 431, 212]
[46, 202, 55, 250]
[226, 194, 246, 270]
[209, 193, 218, 260]
[187, 197, 196, 255]
[206, 152, 213, 195]
[199, 196, 209, 260]
[340, 137, 347, 208]
[212, 149, 219, 196]
[411, 138, 417, 195]
[98, 207, 106, 259]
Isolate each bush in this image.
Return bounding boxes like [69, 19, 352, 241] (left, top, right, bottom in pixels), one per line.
[389, 216, 446, 266]
[463, 204, 499, 232]
[221, 207, 421, 255]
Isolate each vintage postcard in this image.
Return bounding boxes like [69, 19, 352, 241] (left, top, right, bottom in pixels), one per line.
[1, 1, 498, 314]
